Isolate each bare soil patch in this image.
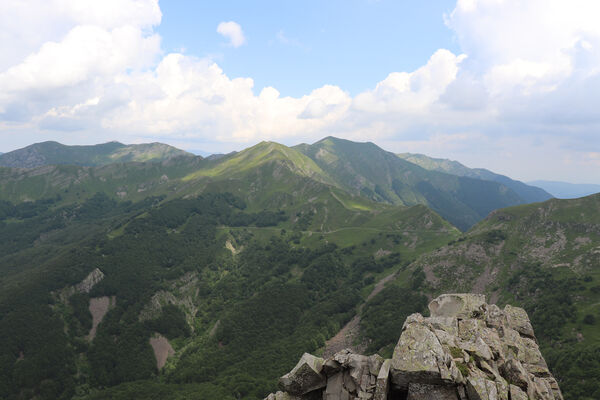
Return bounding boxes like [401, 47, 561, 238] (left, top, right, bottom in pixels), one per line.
[87, 296, 115, 340]
[150, 334, 175, 370]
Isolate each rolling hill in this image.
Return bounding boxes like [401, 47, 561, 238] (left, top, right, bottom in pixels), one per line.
[0, 141, 193, 169]
[398, 152, 553, 203]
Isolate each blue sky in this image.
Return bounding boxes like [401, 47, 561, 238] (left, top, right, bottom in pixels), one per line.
[157, 1, 459, 97]
[1, 0, 600, 183]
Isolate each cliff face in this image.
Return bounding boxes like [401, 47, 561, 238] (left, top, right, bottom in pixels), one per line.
[266, 294, 562, 400]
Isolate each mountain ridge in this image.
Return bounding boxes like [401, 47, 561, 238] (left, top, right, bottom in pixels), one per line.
[397, 152, 553, 203]
[295, 137, 527, 230]
[0, 141, 194, 169]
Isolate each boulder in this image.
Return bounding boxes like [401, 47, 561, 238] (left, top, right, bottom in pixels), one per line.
[390, 322, 453, 388]
[373, 359, 391, 400]
[509, 385, 529, 400]
[264, 391, 302, 400]
[466, 373, 498, 400]
[266, 294, 562, 400]
[279, 353, 326, 395]
[428, 294, 486, 320]
[407, 383, 459, 400]
[504, 305, 535, 338]
[500, 359, 530, 389]
[324, 372, 350, 400]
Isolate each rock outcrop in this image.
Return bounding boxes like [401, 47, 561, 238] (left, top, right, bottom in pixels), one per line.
[266, 294, 562, 400]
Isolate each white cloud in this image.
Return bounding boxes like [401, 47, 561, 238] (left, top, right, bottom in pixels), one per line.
[217, 21, 246, 48]
[1, 0, 600, 183]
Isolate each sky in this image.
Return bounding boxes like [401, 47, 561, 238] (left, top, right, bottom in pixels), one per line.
[0, 0, 599, 183]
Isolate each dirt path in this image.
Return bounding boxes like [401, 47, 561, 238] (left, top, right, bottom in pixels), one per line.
[323, 314, 365, 358]
[323, 271, 397, 357]
[367, 271, 397, 301]
[150, 334, 175, 369]
[217, 226, 450, 235]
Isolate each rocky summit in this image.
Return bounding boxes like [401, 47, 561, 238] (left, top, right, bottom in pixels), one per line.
[266, 294, 562, 400]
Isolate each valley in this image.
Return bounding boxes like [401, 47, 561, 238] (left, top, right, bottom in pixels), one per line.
[0, 138, 596, 400]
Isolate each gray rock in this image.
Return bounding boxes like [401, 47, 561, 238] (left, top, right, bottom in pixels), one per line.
[75, 268, 105, 293]
[484, 304, 506, 330]
[407, 383, 459, 400]
[509, 384, 529, 400]
[278, 353, 326, 395]
[499, 359, 530, 390]
[390, 321, 453, 388]
[264, 391, 302, 400]
[324, 372, 350, 400]
[504, 305, 535, 338]
[428, 294, 487, 320]
[373, 359, 391, 400]
[466, 373, 498, 400]
[428, 316, 459, 336]
[267, 294, 562, 400]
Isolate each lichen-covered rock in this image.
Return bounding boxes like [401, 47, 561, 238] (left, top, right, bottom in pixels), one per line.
[504, 305, 535, 338]
[390, 321, 454, 388]
[279, 353, 326, 395]
[509, 385, 529, 400]
[428, 294, 486, 320]
[265, 391, 302, 400]
[266, 294, 562, 400]
[407, 383, 459, 400]
[373, 359, 391, 400]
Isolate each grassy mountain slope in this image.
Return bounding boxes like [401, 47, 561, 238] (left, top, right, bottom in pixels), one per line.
[0, 176, 458, 399]
[398, 152, 553, 203]
[296, 137, 525, 230]
[1, 138, 539, 231]
[363, 194, 600, 399]
[0, 141, 193, 168]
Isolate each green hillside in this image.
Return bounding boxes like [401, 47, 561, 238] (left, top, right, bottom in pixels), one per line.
[398, 152, 553, 203]
[0, 138, 596, 400]
[296, 137, 526, 230]
[0, 141, 193, 169]
[0, 141, 459, 400]
[0, 139, 542, 231]
[368, 194, 600, 399]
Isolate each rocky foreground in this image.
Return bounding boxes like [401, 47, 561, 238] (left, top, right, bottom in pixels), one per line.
[266, 294, 562, 400]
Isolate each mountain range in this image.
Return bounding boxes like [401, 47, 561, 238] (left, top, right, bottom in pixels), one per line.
[0, 137, 596, 400]
[0, 137, 550, 231]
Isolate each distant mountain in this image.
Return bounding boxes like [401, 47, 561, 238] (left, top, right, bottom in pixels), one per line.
[0, 141, 193, 168]
[398, 152, 552, 203]
[527, 180, 600, 199]
[296, 137, 527, 230]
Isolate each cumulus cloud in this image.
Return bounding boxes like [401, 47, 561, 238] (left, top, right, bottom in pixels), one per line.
[1, 0, 600, 182]
[217, 21, 246, 47]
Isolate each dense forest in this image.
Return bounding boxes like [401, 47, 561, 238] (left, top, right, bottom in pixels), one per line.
[0, 192, 425, 399]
